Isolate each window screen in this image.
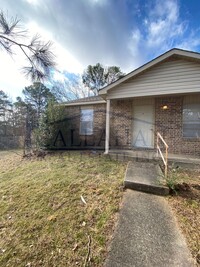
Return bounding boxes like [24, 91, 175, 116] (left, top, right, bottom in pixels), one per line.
[183, 103, 200, 138]
[80, 108, 94, 135]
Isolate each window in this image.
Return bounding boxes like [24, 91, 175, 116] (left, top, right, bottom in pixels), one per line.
[80, 108, 94, 135]
[183, 103, 200, 138]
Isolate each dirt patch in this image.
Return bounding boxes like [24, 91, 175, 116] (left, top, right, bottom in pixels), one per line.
[168, 169, 200, 265]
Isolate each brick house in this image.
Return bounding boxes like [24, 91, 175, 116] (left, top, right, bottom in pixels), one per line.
[56, 48, 200, 156]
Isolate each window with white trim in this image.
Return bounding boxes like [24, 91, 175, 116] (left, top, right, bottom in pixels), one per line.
[80, 108, 94, 135]
[183, 103, 200, 138]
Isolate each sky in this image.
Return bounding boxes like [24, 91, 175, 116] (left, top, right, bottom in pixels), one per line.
[1, 0, 200, 100]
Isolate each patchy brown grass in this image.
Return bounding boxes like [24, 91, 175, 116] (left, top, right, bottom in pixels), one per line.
[167, 168, 200, 265]
[0, 150, 126, 267]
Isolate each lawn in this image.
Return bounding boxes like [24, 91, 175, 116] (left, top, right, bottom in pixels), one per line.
[0, 150, 126, 267]
[167, 168, 200, 265]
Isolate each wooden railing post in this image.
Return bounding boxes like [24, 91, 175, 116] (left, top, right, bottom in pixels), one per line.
[165, 146, 168, 177]
[156, 133, 159, 158]
[156, 132, 169, 177]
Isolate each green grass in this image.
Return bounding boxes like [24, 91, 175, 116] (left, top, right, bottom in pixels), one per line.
[0, 151, 126, 267]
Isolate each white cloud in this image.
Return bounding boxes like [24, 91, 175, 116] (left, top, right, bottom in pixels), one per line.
[129, 29, 141, 56]
[1, 0, 200, 99]
[87, 0, 107, 5]
[177, 30, 200, 51]
[55, 44, 83, 73]
[26, 21, 53, 40]
[117, 0, 200, 72]
[126, 29, 143, 72]
[0, 19, 84, 99]
[27, 21, 83, 73]
[0, 50, 29, 100]
[24, 0, 40, 6]
[146, 0, 185, 49]
[130, 0, 200, 61]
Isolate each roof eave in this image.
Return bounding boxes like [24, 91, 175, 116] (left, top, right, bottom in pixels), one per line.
[99, 48, 200, 95]
[60, 100, 106, 107]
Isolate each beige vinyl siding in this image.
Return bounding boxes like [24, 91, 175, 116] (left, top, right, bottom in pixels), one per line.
[107, 59, 200, 99]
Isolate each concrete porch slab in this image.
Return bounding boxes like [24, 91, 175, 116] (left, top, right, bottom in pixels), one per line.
[108, 149, 200, 170]
[124, 162, 169, 196]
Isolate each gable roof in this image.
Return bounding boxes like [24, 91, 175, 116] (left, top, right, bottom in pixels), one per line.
[99, 48, 200, 96]
[61, 95, 106, 106]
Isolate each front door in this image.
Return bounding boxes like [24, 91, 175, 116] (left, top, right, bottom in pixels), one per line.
[133, 104, 154, 148]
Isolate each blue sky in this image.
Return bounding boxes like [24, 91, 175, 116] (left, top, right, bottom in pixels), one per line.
[1, 0, 200, 99]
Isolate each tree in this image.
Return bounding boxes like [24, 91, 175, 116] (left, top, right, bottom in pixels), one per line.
[12, 83, 56, 153]
[0, 10, 55, 81]
[22, 82, 56, 127]
[0, 90, 13, 136]
[82, 63, 125, 95]
[34, 98, 66, 148]
[50, 72, 89, 102]
[106, 66, 125, 84]
[13, 96, 28, 136]
[0, 90, 12, 117]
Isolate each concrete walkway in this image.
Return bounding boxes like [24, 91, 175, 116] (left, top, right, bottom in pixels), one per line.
[105, 190, 194, 267]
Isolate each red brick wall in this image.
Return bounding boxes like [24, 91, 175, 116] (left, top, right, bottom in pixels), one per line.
[61, 96, 200, 156]
[155, 96, 200, 156]
[56, 104, 106, 148]
[109, 96, 200, 156]
[110, 99, 132, 148]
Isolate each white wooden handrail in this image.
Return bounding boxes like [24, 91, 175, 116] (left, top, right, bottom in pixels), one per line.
[156, 132, 168, 177]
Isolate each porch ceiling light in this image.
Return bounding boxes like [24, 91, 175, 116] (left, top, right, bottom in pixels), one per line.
[162, 105, 168, 110]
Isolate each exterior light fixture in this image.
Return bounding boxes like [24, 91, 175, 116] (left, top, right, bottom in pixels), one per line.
[162, 105, 168, 110]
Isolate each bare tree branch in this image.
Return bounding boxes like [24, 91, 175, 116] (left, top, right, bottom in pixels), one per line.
[50, 73, 89, 102]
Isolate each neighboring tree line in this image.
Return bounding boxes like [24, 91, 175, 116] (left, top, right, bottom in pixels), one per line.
[0, 61, 125, 152]
[0, 83, 58, 151]
[50, 63, 125, 102]
[0, 10, 59, 152]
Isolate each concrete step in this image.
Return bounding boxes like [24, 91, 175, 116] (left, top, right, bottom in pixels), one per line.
[124, 162, 169, 196]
